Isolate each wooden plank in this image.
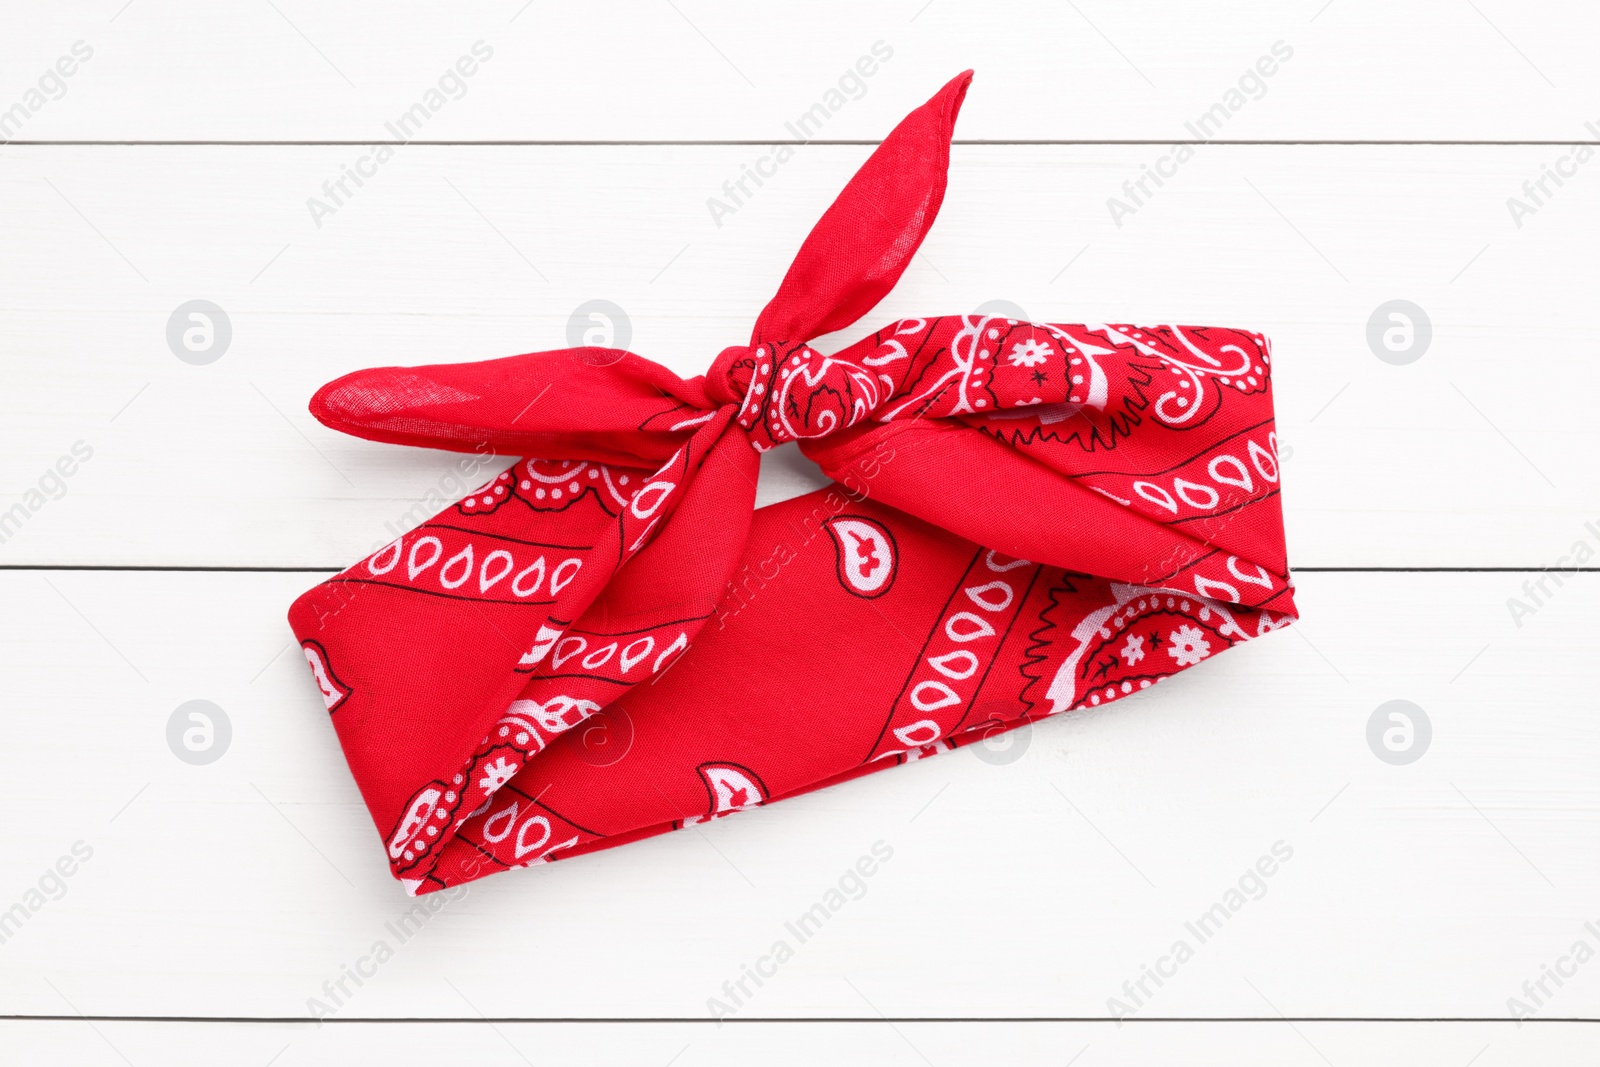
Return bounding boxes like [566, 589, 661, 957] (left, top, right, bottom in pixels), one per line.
[3, 2, 1598, 141]
[2, 570, 1595, 1019]
[0, 144, 1594, 568]
[4, 1020, 1599, 1066]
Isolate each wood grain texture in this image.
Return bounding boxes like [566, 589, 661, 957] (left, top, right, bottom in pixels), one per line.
[1, 570, 1594, 1019]
[4, 3, 1597, 1052]
[0, 145, 1594, 568]
[2, 1, 1597, 141]
[5, 1020, 1600, 1066]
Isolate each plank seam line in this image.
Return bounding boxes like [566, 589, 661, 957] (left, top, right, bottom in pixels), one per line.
[2, 1016, 1597, 1025]
[0, 140, 1588, 148]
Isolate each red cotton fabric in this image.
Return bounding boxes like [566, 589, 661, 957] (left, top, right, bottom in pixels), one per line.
[289, 71, 1297, 895]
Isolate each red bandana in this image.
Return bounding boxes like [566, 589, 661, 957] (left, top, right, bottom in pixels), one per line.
[289, 72, 1296, 895]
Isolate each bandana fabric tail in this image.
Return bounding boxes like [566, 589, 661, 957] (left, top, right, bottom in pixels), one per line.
[289, 71, 1297, 895]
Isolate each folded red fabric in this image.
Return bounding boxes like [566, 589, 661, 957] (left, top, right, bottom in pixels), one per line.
[289, 71, 1297, 895]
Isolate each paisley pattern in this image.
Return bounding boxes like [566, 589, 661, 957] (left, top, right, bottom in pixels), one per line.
[825, 516, 898, 598]
[286, 71, 1298, 894]
[300, 639, 350, 712]
[458, 457, 644, 517]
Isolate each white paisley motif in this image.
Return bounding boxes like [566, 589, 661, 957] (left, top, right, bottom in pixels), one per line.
[1113, 324, 1258, 428]
[879, 315, 992, 419]
[772, 350, 881, 439]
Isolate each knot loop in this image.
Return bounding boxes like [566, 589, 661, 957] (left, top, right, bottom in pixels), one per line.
[710, 340, 884, 452]
[284, 69, 1299, 897]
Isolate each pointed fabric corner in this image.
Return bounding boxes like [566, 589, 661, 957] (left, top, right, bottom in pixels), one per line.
[288, 71, 1296, 893]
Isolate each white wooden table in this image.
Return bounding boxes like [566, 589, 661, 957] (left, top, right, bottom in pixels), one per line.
[3, 2, 1598, 1063]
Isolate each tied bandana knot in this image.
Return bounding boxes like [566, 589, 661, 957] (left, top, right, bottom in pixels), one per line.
[711, 342, 877, 448]
[709, 308, 1121, 453]
[290, 71, 1299, 896]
